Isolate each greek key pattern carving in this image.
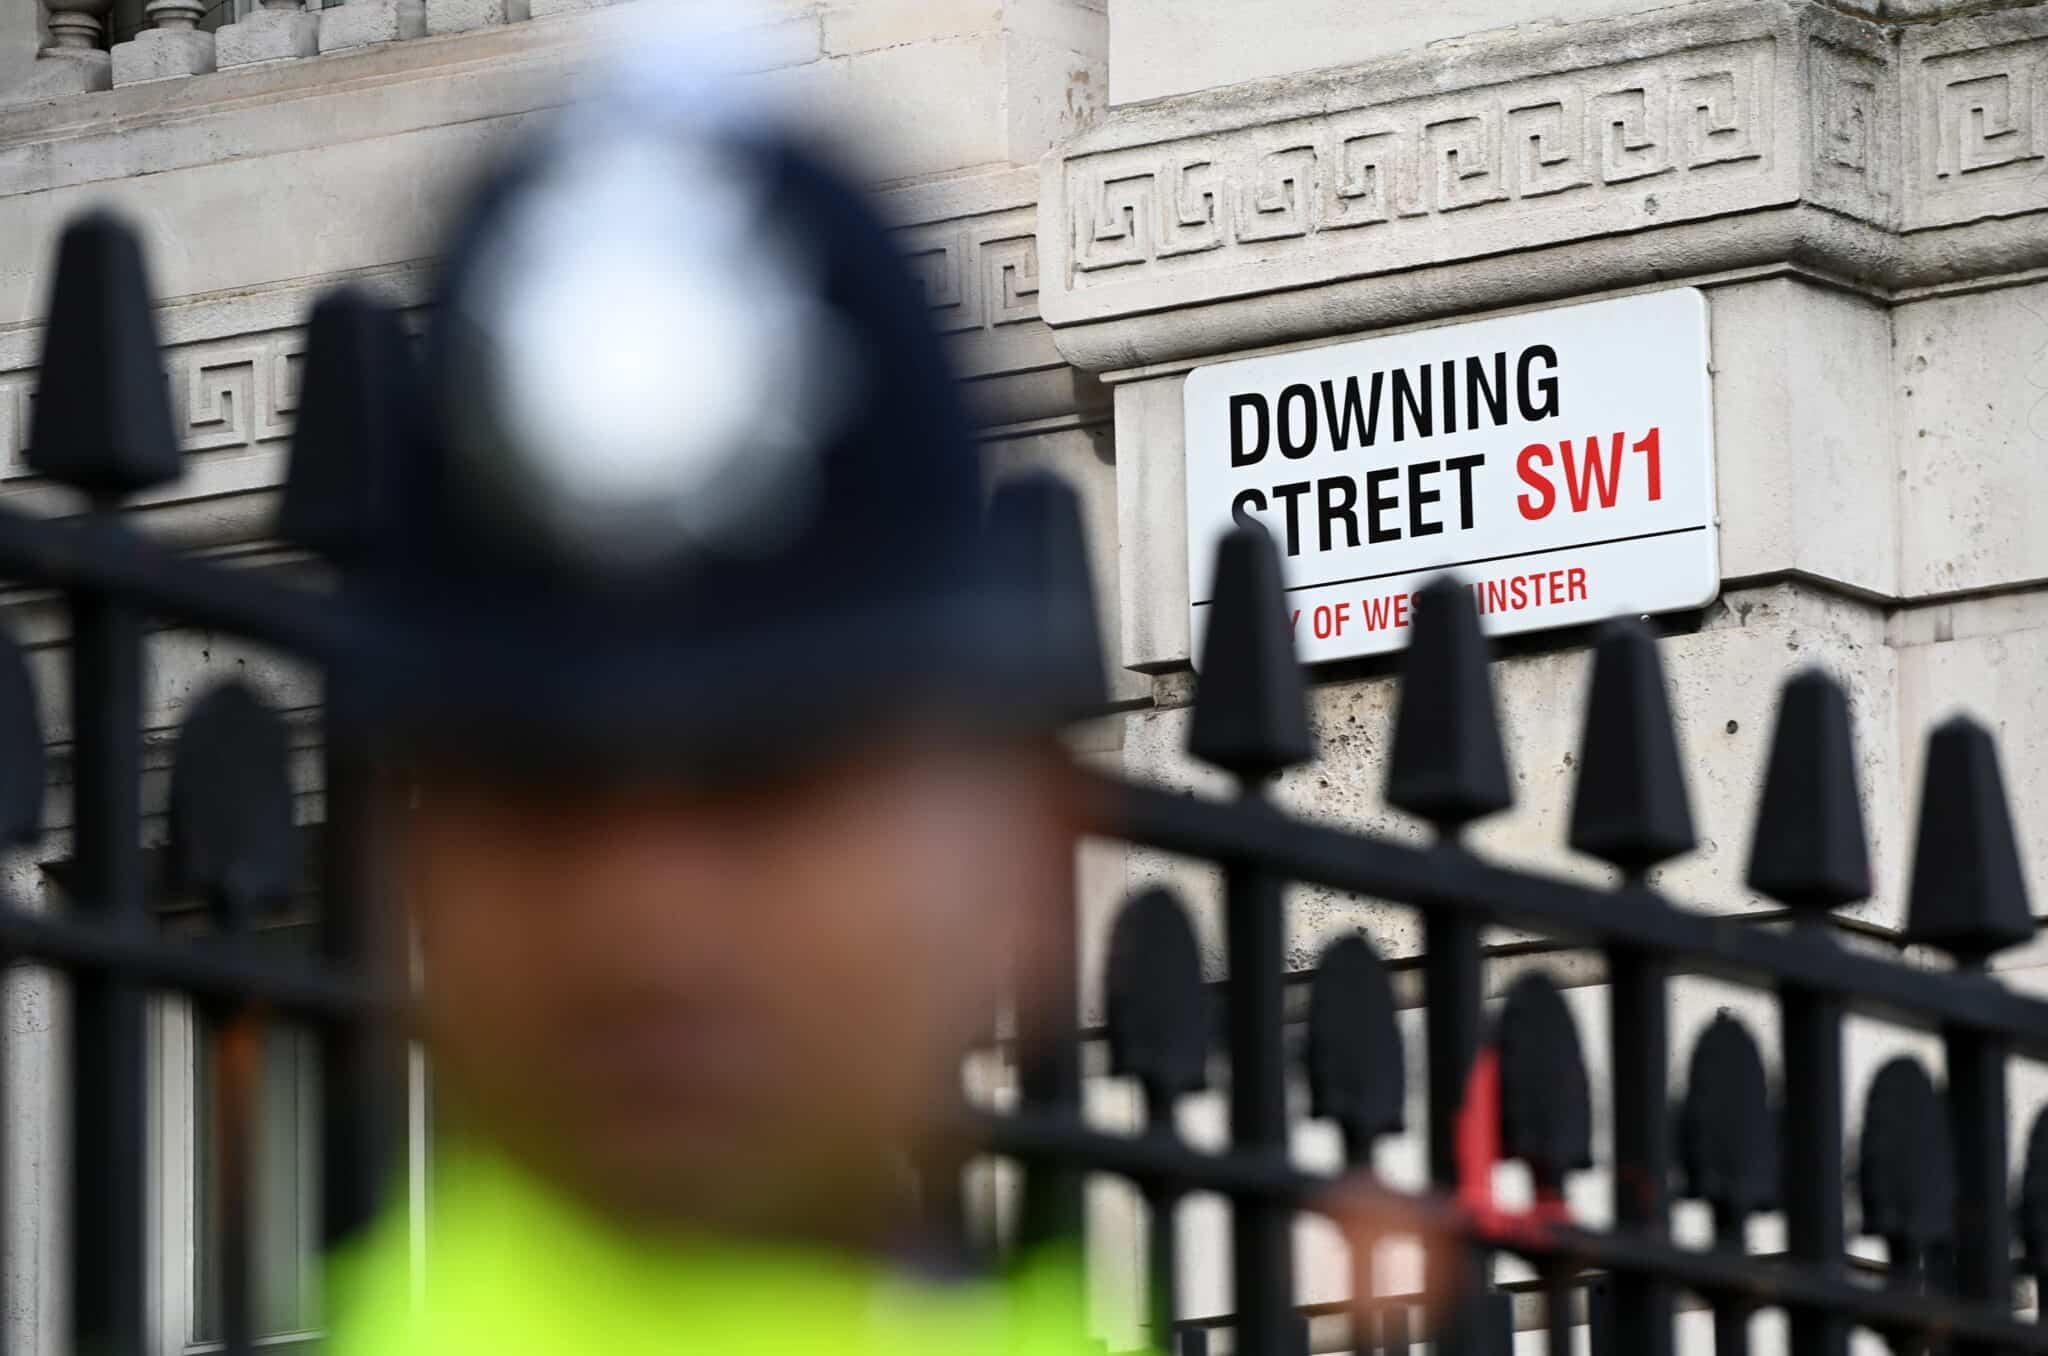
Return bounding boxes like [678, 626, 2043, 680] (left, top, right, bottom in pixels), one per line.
[896, 208, 1041, 335]
[1910, 36, 2048, 227]
[1063, 39, 1774, 284]
[0, 212, 1040, 481]
[1934, 64, 2038, 180]
[0, 328, 307, 476]
[1811, 40, 1889, 214]
[179, 339, 304, 454]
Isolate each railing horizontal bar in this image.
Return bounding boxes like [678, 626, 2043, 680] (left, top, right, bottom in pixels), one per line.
[980, 1107, 1307, 1202]
[1094, 776, 2048, 1052]
[0, 505, 345, 657]
[984, 1109, 2048, 1350]
[0, 902, 397, 1023]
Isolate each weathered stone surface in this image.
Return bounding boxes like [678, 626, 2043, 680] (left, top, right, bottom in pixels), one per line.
[110, 26, 214, 85]
[424, 0, 515, 32]
[877, 166, 1092, 428]
[1896, 282, 2048, 598]
[0, 48, 108, 106]
[1709, 278, 1896, 597]
[214, 6, 320, 65]
[820, 0, 992, 55]
[522, 0, 603, 18]
[317, 0, 425, 52]
[1111, 373, 1188, 673]
[1107, 0, 1658, 105]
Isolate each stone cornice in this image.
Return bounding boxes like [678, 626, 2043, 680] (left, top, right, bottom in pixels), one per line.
[1038, 0, 2048, 373]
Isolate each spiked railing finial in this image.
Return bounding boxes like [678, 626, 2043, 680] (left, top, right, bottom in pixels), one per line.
[1903, 715, 2033, 962]
[1187, 525, 1313, 780]
[1386, 574, 1511, 828]
[168, 682, 300, 930]
[986, 471, 1108, 716]
[1746, 669, 1870, 914]
[27, 212, 182, 498]
[277, 287, 417, 567]
[1568, 619, 1695, 873]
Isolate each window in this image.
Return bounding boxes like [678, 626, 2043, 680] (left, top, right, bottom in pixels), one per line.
[151, 971, 324, 1356]
[149, 917, 429, 1356]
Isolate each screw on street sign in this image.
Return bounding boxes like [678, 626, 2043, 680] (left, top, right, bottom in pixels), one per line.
[1183, 288, 1719, 664]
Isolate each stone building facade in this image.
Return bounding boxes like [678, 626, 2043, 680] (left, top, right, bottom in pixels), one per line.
[4, 0, 2048, 1351]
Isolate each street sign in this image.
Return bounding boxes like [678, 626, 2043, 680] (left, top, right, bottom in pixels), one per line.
[1184, 288, 1718, 664]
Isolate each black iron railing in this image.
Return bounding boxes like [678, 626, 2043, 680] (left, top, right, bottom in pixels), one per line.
[11, 210, 2048, 1356]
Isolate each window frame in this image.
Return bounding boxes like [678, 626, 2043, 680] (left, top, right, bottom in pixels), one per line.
[148, 995, 323, 1356]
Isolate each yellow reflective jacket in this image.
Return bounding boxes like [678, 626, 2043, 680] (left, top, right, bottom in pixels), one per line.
[326, 1148, 1096, 1356]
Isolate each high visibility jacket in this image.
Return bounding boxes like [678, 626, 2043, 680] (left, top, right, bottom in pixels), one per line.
[326, 1147, 1098, 1356]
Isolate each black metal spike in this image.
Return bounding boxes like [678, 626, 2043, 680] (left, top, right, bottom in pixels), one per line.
[0, 621, 45, 848]
[27, 211, 182, 498]
[1903, 715, 2034, 962]
[985, 471, 1108, 716]
[1187, 525, 1313, 779]
[1104, 886, 1210, 1113]
[1677, 1013, 1777, 1224]
[1497, 971, 1593, 1189]
[1568, 619, 1695, 873]
[277, 287, 417, 566]
[1386, 574, 1511, 828]
[1305, 933, 1405, 1163]
[1746, 670, 1871, 913]
[168, 682, 300, 929]
[2015, 1108, 2048, 1282]
[1857, 1058, 1954, 1264]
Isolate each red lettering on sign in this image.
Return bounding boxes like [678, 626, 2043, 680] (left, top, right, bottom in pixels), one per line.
[1634, 426, 1662, 501]
[1516, 428, 1667, 520]
[1516, 443, 1555, 521]
[1560, 433, 1625, 512]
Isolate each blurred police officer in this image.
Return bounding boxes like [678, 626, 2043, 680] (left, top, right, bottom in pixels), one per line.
[323, 49, 1108, 1356]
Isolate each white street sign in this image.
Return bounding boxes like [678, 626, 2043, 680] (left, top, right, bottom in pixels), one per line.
[1184, 288, 1718, 664]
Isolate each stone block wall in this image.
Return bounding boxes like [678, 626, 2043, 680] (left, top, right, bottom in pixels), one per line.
[5, 0, 2048, 1349]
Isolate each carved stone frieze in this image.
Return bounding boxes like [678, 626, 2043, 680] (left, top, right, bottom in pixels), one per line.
[0, 172, 1071, 543]
[1039, 0, 2048, 372]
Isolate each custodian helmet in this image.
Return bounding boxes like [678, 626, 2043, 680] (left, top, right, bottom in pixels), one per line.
[305, 63, 1103, 775]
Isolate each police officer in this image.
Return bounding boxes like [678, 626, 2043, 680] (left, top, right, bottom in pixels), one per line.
[321, 62, 1110, 1356]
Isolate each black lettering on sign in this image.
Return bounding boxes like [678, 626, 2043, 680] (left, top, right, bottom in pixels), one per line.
[1467, 352, 1507, 427]
[1320, 375, 1376, 451]
[1318, 477, 1359, 551]
[1277, 384, 1317, 460]
[1407, 460, 1442, 538]
[1392, 366, 1431, 442]
[1224, 345, 1560, 466]
[1445, 453, 1484, 530]
[1517, 345, 1559, 421]
[1230, 394, 1269, 468]
[1270, 481, 1311, 556]
[1365, 467, 1399, 545]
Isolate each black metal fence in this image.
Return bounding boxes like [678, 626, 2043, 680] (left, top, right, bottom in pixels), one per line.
[10, 209, 2048, 1356]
